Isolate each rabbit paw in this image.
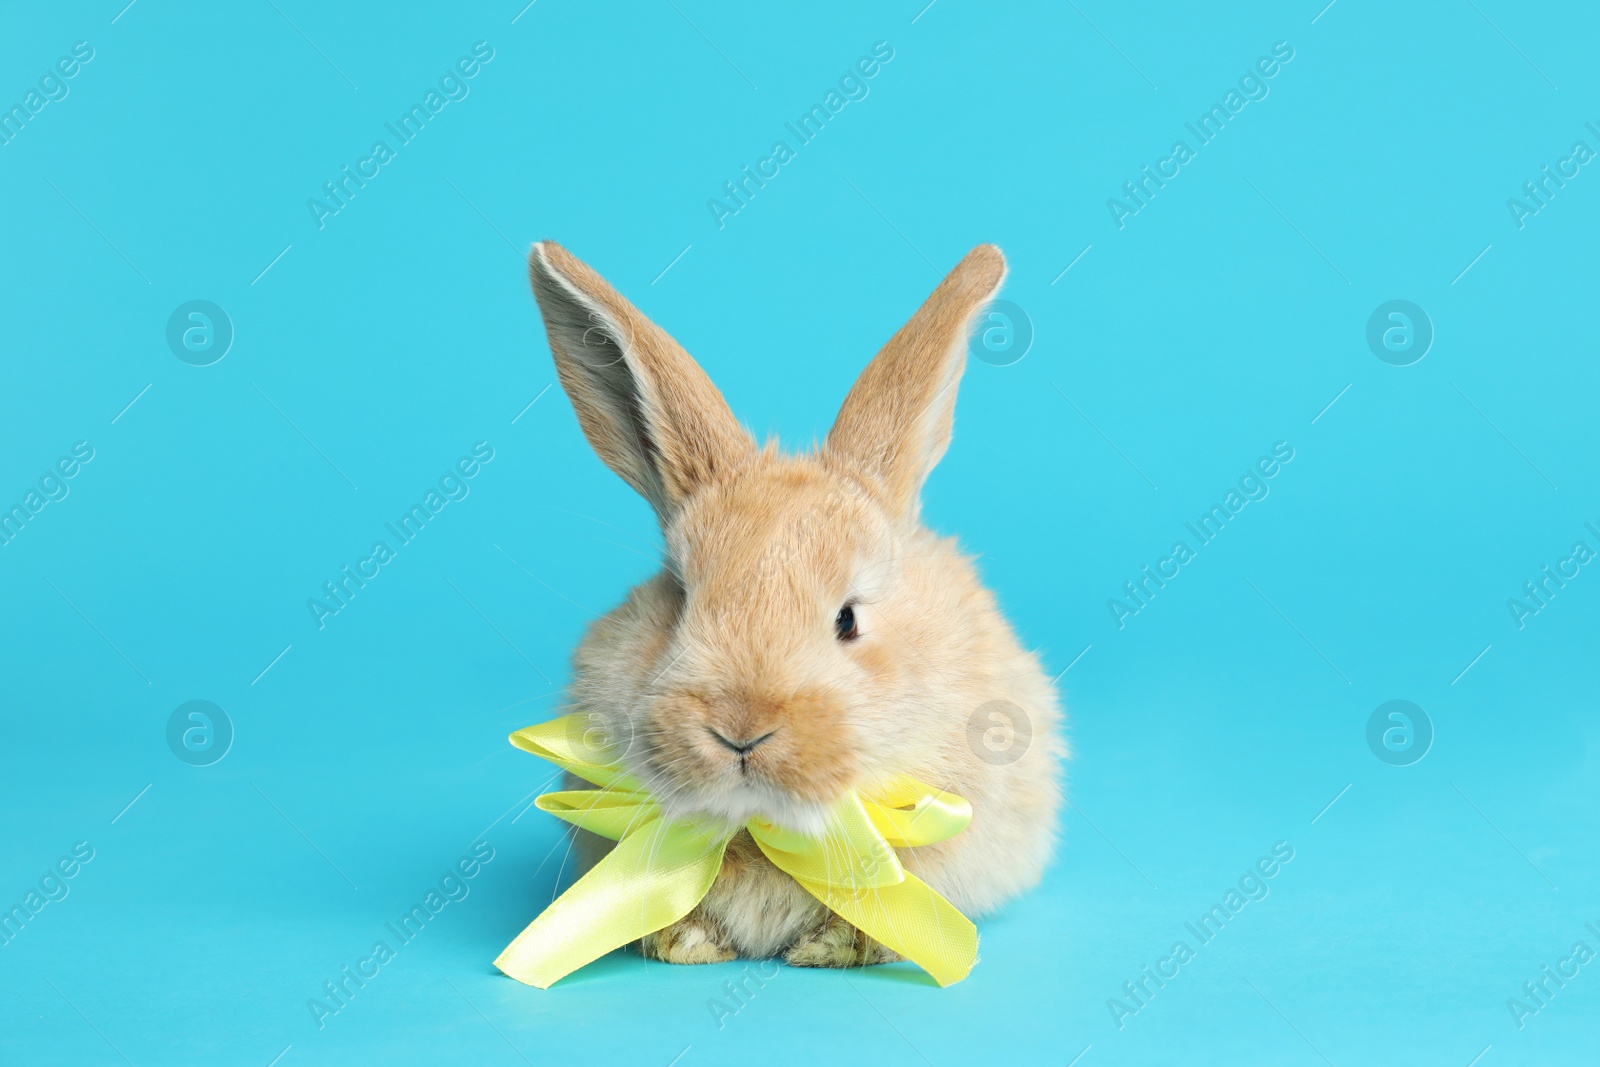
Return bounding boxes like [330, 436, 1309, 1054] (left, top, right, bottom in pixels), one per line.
[783, 913, 900, 968]
[640, 913, 737, 965]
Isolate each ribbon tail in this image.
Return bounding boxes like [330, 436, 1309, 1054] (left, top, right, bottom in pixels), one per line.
[494, 817, 729, 988]
[800, 872, 978, 987]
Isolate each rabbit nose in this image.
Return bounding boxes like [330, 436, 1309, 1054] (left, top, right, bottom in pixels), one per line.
[709, 728, 775, 756]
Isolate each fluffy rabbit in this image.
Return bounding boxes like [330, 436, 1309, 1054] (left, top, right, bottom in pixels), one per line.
[526, 241, 1064, 968]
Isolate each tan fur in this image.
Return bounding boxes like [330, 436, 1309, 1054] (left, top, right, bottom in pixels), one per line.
[529, 241, 1065, 967]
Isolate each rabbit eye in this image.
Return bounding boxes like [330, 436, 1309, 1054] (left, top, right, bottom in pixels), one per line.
[834, 604, 859, 641]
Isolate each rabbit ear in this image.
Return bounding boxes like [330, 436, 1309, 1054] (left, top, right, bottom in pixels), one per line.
[827, 244, 1006, 521]
[528, 241, 753, 521]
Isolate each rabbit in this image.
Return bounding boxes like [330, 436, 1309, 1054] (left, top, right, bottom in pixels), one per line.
[525, 240, 1064, 968]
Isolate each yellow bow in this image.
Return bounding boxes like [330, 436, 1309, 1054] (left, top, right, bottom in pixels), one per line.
[493, 714, 979, 988]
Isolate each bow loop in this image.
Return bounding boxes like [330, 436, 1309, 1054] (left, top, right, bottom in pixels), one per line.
[861, 775, 972, 848]
[535, 789, 660, 841]
[508, 712, 643, 791]
[748, 794, 905, 890]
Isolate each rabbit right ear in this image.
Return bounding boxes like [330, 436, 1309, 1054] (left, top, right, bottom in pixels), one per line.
[528, 242, 753, 522]
[827, 245, 1006, 522]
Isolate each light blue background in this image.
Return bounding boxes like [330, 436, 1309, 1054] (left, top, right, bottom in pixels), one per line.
[3, 1, 1597, 1064]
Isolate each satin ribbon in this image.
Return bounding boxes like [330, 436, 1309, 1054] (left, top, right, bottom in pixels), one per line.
[493, 714, 979, 988]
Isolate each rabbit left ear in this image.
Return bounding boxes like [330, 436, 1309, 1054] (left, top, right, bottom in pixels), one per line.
[528, 241, 753, 523]
[826, 245, 1006, 521]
